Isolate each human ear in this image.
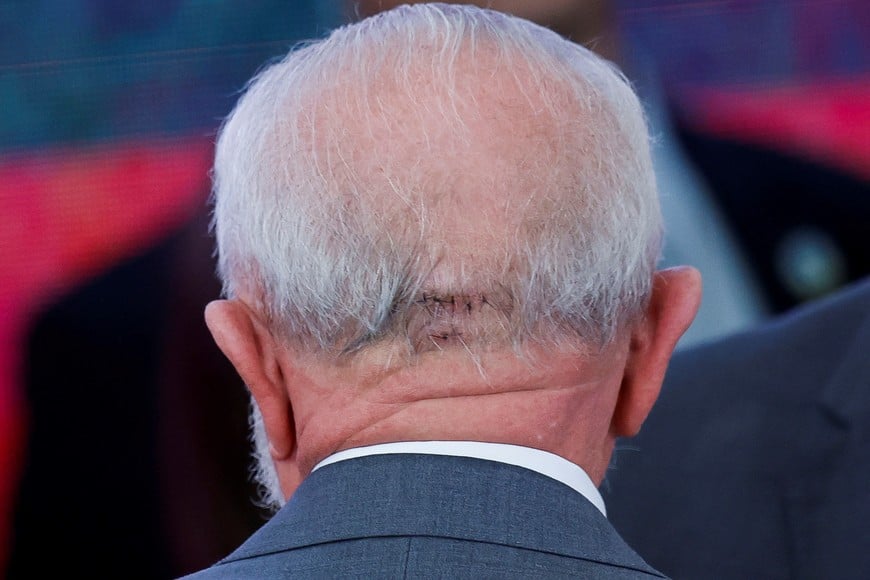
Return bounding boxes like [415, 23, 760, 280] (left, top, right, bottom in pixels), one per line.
[204, 300, 295, 461]
[611, 267, 702, 437]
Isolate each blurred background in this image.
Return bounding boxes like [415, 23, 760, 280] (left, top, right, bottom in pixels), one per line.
[0, 0, 866, 577]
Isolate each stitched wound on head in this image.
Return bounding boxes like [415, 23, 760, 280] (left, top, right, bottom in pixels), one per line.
[406, 290, 513, 352]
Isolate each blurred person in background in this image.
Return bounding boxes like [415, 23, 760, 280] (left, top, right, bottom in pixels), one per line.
[604, 276, 870, 579]
[186, 4, 701, 577]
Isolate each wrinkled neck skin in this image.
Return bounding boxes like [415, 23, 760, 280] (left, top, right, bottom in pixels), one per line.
[284, 337, 631, 487]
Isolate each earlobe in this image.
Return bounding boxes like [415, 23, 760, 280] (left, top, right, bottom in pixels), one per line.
[612, 267, 702, 437]
[204, 300, 296, 460]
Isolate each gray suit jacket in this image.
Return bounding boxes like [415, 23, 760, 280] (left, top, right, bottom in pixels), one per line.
[185, 454, 665, 578]
[604, 277, 870, 579]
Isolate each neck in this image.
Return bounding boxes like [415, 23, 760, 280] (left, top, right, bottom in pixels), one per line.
[286, 340, 629, 485]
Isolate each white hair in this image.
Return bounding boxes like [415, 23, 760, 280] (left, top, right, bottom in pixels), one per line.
[212, 3, 661, 509]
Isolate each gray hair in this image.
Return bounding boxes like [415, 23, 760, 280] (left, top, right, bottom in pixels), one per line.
[212, 3, 661, 508]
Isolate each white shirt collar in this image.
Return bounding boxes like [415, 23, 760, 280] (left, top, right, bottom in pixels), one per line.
[312, 440, 606, 516]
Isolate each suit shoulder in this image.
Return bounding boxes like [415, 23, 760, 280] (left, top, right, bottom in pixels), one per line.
[667, 276, 870, 401]
[181, 535, 666, 579]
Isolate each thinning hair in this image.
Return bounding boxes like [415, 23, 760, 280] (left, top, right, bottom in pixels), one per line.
[212, 3, 661, 508]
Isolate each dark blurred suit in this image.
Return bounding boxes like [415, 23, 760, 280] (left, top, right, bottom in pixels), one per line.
[604, 277, 870, 579]
[11, 219, 262, 579]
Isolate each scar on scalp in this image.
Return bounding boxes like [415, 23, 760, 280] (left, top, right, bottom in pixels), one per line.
[416, 293, 490, 313]
[414, 293, 495, 342]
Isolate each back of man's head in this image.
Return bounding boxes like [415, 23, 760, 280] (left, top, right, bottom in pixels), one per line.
[214, 3, 659, 355]
[206, 3, 700, 509]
